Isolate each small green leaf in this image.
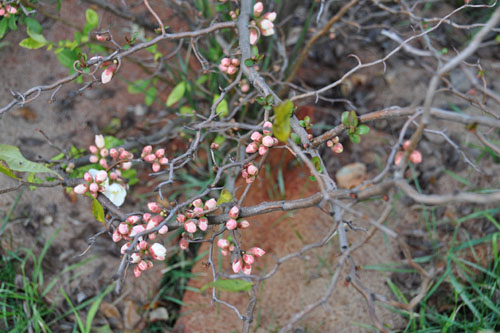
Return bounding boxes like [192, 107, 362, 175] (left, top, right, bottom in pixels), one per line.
[201, 279, 252, 292]
[85, 9, 99, 29]
[103, 136, 124, 149]
[180, 105, 194, 115]
[312, 156, 323, 173]
[91, 197, 105, 223]
[0, 18, 8, 39]
[127, 79, 150, 94]
[8, 15, 17, 31]
[19, 37, 46, 49]
[25, 17, 42, 34]
[213, 134, 226, 145]
[349, 133, 361, 143]
[196, 75, 208, 85]
[56, 48, 78, 68]
[144, 87, 157, 106]
[291, 133, 301, 144]
[244, 58, 255, 66]
[166, 81, 186, 107]
[355, 124, 370, 136]
[0, 144, 59, 176]
[27, 172, 43, 191]
[341, 111, 349, 126]
[217, 189, 233, 205]
[348, 110, 358, 127]
[121, 168, 139, 186]
[0, 162, 19, 180]
[213, 94, 229, 117]
[273, 100, 294, 142]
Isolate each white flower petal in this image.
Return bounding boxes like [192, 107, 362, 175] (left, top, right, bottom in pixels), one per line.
[103, 183, 127, 206]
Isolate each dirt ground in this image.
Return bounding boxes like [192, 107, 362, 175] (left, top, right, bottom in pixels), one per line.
[1, 1, 499, 332]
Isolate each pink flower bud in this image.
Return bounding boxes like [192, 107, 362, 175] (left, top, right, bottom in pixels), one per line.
[148, 233, 157, 240]
[159, 225, 169, 234]
[89, 145, 98, 154]
[100, 148, 109, 157]
[263, 12, 277, 22]
[217, 238, 230, 249]
[262, 28, 275, 36]
[204, 198, 217, 210]
[184, 220, 197, 233]
[112, 230, 122, 242]
[229, 10, 237, 20]
[177, 214, 186, 223]
[247, 164, 258, 176]
[152, 215, 163, 224]
[242, 169, 249, 178]
[211, 143, 220, 150]
[140, 213, 151, 223]
[263, 121, 273, 135]
[227, 65, 237, 75]
[127, 215, 141, 224]
[121, 242, 131, 254]
[150, 243, 167, 261]
[262, 136, 274, 147]
[89, 182, 99, 193]
[96, 34, 106, 41]
[241, 83, 250, 92]
[258, 146, 268, 155]
[122, 161, 133, 170]
[95, 170, 108, 183]
[99, 158, 108, 168]
[219, 64, 228, 72]
[119, 150, 130, 160]
[110, 172, 118, 180]
[89, 155, 98, 163]
[146, 220, 156, 230]
[142, 146, 152, 157]
[95, 135, 105, 149]
[231, 58, 240, 66]
[402, 140, 411, 151]
[221, 57, 231, 67]
[239, 220, 250, 229]
[229, 245, 235, 252]
[232, 258, 242, 273]
[118, 222, 129, 235]
[226, 219, 237, 230]
[134, 265, 142, 278]
[332, 143, 343, 154]
[130, 253, 141, 263]
[248, 247, 265, 257]
[7, 6, 17, 14]
[193, 207, 204, 216]
[246, 176, 255, 184]
[192, 198, 203, 208]
[101, 66, 114, 84]
[74, 184, 88, 194]
[260, 19, 273, 30]
[332, 136, 340, 144]
[138, 240, 149, 250]
[410, 150, 422, 164]
[251, 131, 263, 142]
[229, 206, 239, 219]
[0, 8, 5, 16]
[250, 29, 258, 45]
[130, 225, 146, 237]
[394, 151, 404, 166]
[155, 149, 165, 158]
[147, 260, 154, 269]
[198, 217, 208, 231]
[253, 2, 264, 16]
[144, 154, 156, 163]
[243, 253, 255, 265]
[221, 249, 228, 256]
[242, 264, 252, 275]
[152, 162, 160, 172]
[148, 202, 162, 213]
[326, 140, 334, 147]
[246, 142, 258, 154]
[138, 260, 148, 271]
[179, 238, 189, 250]
[159, 157, 169, 165]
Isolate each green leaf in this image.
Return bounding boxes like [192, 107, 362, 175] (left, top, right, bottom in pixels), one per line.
[213, 94, 229, 117]
[348, 110, 358, 127]
[103, 136, 124, 149]
[86, 283, 114, 331]
[355, 124, 370, 136]
[91, 198, 105, 223]
[166, 81, 186, 107]
[312, 156, 323, 173]
[56, 48, 78, 68]
[144, 87, 157, 106]
[341, 111, 349, 127]
[127, 79, 150, 94]
[201, 279, 252, 293]
[0, 162, 19, 180]
[8, 15, 17, 31]
[0, 144, 59, 176]
[217, 189, 233, 205]
[25, 17, 42, 35]
[19, 37, 46, 49]
[27, 172, 43, 191]
[0, 18, 8, 39]
[213, 134, 226, 145]
[121, 168, 139, 186]
[291, 133, 301, 144]
[273, 100, 294, 142]
[85, 9, 99, 29]
[196, 75, 208, 85]
[180, 105, 194, 115]
[244, 58, 255, 67]
[349, 133, 361, 144]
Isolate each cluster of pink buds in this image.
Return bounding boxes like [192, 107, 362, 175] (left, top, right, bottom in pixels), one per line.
[246, 121, 277, 155]
[224, 205, 250, 231]
[131, 242, 167, 278]
[178, 198, 218, 250]
[88, 135, 133, 171]
[74, 169, 108, 198]
[395, 140, 423, 165]
[141, 145, 169, 172]
[326, 136, 343, 154]
[250, 2, 276, 44]
[217, 238, 265, 275]
[0, 4, 18, 17]
[219, 57, 240, 75]
[241, 162, 259, 183]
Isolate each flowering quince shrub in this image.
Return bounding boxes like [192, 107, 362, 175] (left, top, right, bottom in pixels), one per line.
[2, 0, 500, 331]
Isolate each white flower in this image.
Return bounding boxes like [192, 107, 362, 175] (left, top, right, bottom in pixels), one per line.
[95, 135, 105, 149]
[103, 183, 127, 207]
[150, 243, 167, 261]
